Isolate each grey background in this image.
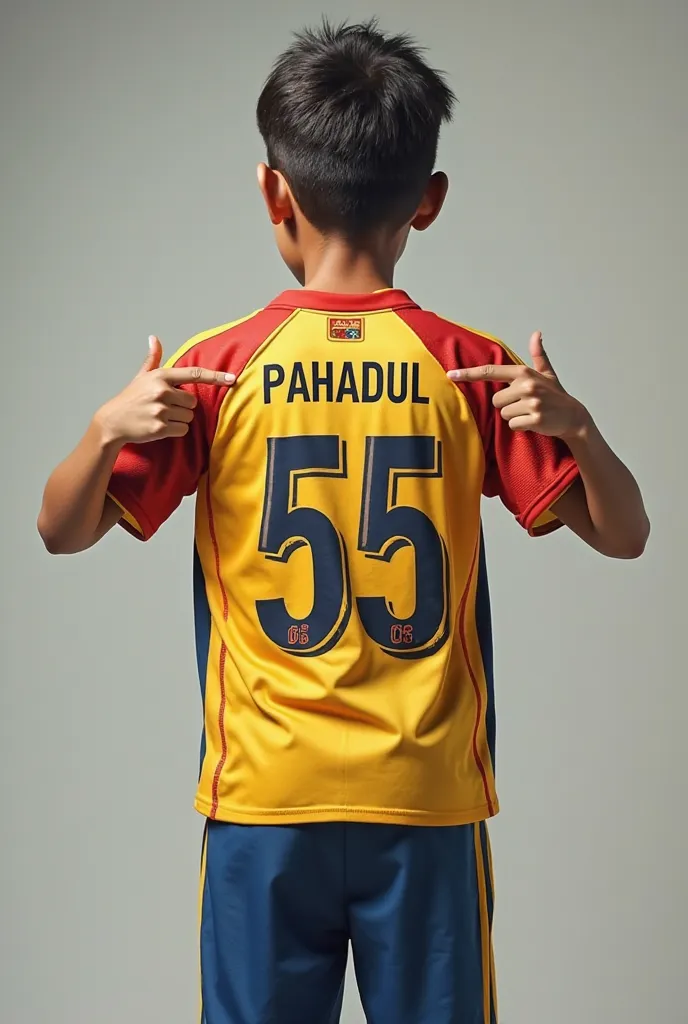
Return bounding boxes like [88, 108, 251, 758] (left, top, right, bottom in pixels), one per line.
[2, 1, 685, 1021]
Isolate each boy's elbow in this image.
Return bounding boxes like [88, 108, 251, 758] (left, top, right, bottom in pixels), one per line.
[602, 518, 650, 560]
[37, 510, 53, 552]
[37, 518, 65, 554]
[626, 513, 651, 558]
[620, 530, 650, 560]
[40, 535, 60, 555]
[37, 515, 80, 555]
[611, 540, 646, 560]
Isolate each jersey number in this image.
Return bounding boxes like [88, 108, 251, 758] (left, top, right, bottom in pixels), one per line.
[256, 435, 450, 660]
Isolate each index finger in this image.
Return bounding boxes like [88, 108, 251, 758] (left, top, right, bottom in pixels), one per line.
[162, 366, 236, 387]
[447, 365, 525, 384]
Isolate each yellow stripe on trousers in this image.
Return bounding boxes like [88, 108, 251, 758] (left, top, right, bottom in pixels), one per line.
[484, 826, 498, 1021]
[198, 823, 208, 1024]
[474, 822, 496, 1024]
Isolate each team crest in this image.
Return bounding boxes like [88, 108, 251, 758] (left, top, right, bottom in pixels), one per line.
[328, 317, 364, 341]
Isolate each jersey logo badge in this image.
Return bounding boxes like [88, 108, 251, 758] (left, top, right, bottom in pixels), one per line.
[328, 317, 364, 341]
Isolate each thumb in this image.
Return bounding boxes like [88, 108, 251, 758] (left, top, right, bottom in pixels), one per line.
[138, 335, 163, 375]
[529, 331, 555, 376]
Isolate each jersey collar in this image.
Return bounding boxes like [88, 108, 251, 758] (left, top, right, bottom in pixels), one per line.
[267, 289, 419, 312]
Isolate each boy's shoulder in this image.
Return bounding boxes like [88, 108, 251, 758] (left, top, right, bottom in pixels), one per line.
[398, 304, 524, 372]
[164, 306, 292, 373]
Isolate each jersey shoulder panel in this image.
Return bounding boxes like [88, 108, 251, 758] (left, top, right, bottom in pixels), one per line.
[166, 307, 293, 373]
[395, 307, 517, 447]
[167, 306, 295, 444]
[164, 311, 262, 367]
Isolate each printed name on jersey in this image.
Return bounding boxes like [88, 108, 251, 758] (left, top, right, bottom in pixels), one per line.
[263, 360, 430, 405]
[328, 317, 364, 341]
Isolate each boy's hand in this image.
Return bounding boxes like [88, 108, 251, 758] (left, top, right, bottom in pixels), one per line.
[96, 336, 235, 446]
[447, 332, 588, 441]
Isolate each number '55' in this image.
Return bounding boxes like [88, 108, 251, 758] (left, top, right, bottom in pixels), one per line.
[256, 434, 451, 660]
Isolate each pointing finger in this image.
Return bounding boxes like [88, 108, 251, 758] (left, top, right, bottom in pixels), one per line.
[447, 364, 525, 384]
[162, 367, 236, 387]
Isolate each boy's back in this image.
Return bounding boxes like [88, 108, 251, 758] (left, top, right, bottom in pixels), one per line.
[38, 19, 647, 1024]
[108, 287, 577, 826]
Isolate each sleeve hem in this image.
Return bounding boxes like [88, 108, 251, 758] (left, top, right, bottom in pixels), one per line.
[517, 460, 581, 537]
[106, 485, 156, 541]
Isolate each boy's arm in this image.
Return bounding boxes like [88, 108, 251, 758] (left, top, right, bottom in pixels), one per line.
[38, 420, 124, 554]
[449, 332, 649, 559]
[38, 337, 233, 554]
[549, 421, 649, 558]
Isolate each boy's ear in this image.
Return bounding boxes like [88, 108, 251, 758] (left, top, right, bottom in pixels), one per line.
[411, 171, 449, 232]
[257, 163, 294, 225]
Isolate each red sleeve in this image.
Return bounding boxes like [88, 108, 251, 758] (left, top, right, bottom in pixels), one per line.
[107, 359, 230, 541]
[397, 309, 580, 536]
[108, 307, 290, 540]
[467, 337, 580, 535]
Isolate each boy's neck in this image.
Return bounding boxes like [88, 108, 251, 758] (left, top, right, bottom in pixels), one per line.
[301, 235, 398, 294]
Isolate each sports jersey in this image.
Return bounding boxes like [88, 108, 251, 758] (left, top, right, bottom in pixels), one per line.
[108, 289, 579, 826]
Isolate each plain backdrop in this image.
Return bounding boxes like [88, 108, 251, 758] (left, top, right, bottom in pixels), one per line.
[2, 1, 686, 1022]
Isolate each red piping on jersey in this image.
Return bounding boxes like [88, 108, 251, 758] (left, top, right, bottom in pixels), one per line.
[458, 542, 495, 816]
[206, 473, 229, 819]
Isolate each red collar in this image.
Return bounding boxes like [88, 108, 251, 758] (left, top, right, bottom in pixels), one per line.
[267, 289, 419, 312]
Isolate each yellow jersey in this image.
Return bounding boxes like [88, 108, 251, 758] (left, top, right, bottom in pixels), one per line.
[108, 289, 578, 826]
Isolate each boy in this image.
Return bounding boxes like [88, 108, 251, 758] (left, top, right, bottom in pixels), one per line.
[38, 20, 648, 1024]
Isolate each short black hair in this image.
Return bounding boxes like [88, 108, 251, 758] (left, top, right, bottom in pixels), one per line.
[256, 19, 455, 238]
